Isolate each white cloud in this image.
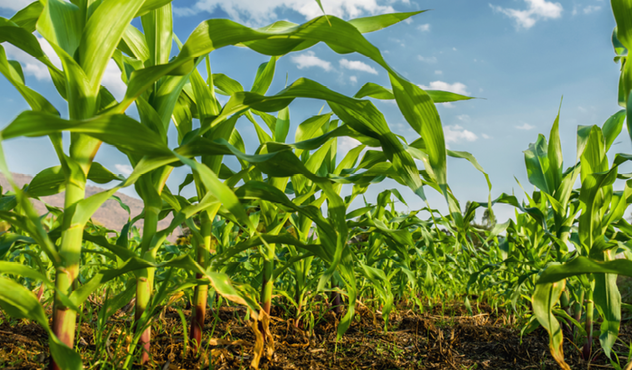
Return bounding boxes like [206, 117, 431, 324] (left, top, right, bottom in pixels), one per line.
[173, 7, 198, 16]
[175, 0, 404, 26]
[349, 75, 358, 83]
[457, 114, 470, 122]
[0, 0, 34, 11]
[3, 37, 126, 100]
[339, 59, 378, 74]
[444, 125, 478, 145]
[419, 81, 470, 95]
[516, 122, 535, 130]
[490, 0, 563, 29]
[435, 70, 443, 75]
[339, 136, 362, 153]
[482, 133, 491, 139]
[417, 55, 437, 63]
[583, 5, 601, 14]
[115, 164, 133, 176]
[417, 23, 430, 32]
[3, 37, 61, 82]
[102, 60, 127, 101]
[291, 51, 332, 71]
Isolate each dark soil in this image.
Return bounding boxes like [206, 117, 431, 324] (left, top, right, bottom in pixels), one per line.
[0, 301, 624, 370]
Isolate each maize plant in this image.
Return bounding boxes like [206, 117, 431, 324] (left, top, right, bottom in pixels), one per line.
[5, 0, 632, 369]
[0, 0, 480, 367]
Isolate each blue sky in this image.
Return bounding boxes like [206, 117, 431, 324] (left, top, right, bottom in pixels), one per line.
[0, 0, 626, 222]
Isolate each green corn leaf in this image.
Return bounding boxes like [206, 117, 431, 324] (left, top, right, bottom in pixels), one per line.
[10, 1, 43, 32]
[594, 268, 621, 359]
[213, 73, 244, 96]
[359, 262, 393, 327]
[548, 102, 563, 191]
[136, 0, 174, 17]
[603, 109, 626, 152]
[446, 150, 492, 191]
[613, 28, 628, 56]
[0, 46, 58, 115]
[274, 107, 290, 143]
[190, 68, 219, 119]
[348, 11, 426, 33]
[390, 74, 444, 189]
[78, 0, 145, 94]
[120, 24, 150, 62]
[36, 0, 83, 57]
[532, 281, 570, 370]
[0, 261, 53, 287]
[251, 56, 277, 95]
[1, 111, 171, 156]
[141, 2, 172, 67]
[612, 0, 632, 50]
[28, 163, 123, 197]
[538, 256, 632, 283]
[354, 82, 474, 103]
[0, 17, 47, 60]
[0, 277, 82, 370]
[174, 154, 254, 230]
[524, 134, 553, 195]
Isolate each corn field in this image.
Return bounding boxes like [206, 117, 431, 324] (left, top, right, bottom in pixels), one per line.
[1, 0, 632, 369]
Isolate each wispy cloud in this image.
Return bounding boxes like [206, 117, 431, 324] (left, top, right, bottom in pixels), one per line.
[435, 70, 443, 75]
[339, 59, 378, 75]
[173, 7, 198, 16]
[417, 23, 430, 32]
[418, 55, 437, 63]
[3, 36, 126, 99]
[3, 36, 61, 81]
[0, 0, 33, 11]
[516, 122, 535, 130]
[115, 164, 133, 176]
[583, 5, 601, 14]
[573, 4, 601, 15]
[444, 125, 478, 145]
[482, 133, 491, 139]
[101, 60, 127, 100]
[174, 0, 405, 26]
[349, 76, 358, 84]
[419, 81, 470, 95]
[291, 51, 333, 71]
[338, 137, 362, 154]
[457, 114, 470, 122]
[490, 0, 563, 29]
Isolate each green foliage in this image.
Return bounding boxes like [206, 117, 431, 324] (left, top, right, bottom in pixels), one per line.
[2, 1, 632, 369]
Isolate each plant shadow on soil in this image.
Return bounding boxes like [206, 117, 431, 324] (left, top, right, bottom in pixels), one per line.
[0, 300, 629, 370]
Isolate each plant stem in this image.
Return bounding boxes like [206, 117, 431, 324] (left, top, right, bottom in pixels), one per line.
[190, 211, 212, 354]
[573, 289, 584, 340]
[50, 180, 85, 370]
[582, 291, 594, 360]
[135, 204, 159, 365]
[261, 258, 274, 315]
[560, 287, 571, 336]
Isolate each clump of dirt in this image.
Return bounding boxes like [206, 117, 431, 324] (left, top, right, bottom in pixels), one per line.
[0, 301, 623, 369]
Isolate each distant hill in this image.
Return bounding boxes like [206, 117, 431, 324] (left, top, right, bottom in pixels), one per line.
[0, 173, 178, 241]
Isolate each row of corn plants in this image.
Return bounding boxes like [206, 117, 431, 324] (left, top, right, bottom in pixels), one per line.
[0, 0, 479, 368]
[4, 1, 632, 369]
